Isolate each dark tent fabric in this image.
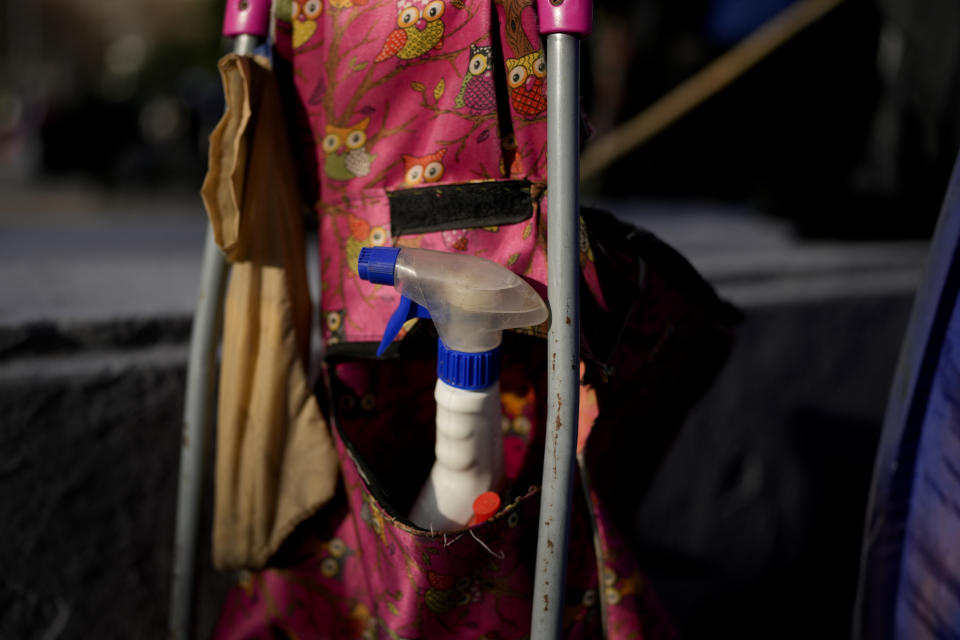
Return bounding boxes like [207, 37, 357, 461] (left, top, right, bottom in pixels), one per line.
[855, 154, 960, 639]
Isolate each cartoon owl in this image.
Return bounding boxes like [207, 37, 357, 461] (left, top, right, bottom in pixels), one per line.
[319, 537, 352, 580]
[602, 567, 642, 606]
[505, 49, 547, 119]
[292, 0, 322, 49]
[374, 0, 446, 63]
[324, 309, 346, 344]
[501, 389, 533, 438]
[323, 117, 375, 181]
[345, 214, 388, 276]
[401, 148, 446, 186]
[337, 390, 377, 420]
[455, 43, 495, 111]
[424, 572, 478, 615]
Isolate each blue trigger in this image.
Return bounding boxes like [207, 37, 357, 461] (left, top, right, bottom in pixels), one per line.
[377, 296, 431, 356]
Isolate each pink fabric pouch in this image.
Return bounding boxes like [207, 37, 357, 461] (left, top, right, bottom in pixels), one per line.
[213, 209, 739, 638]
[212, 0, 739, 634]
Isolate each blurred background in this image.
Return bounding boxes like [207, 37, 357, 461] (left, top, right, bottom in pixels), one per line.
[1, 0, 223, 188]
[0, 0, 955, 637]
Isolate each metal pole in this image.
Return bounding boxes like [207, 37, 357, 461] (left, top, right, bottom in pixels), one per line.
[168, 29, 260, 640]
[531, 32, 581, 640]
[169, 230, 229, 640]
[232, 34, 260, 58]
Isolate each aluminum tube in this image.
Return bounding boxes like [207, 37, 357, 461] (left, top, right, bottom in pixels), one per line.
[233, 34, 260, 56]
[531, 33, 581, 640]
[169, 229, 229, 640]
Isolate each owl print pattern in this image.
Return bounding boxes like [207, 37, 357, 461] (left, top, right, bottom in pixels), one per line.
[292, 0, 322, 49]
[273, 0, 577, 349]
[375, 0, 446, 62]
[323, 118, 375, 181]
[506, 50, 547, 119]
[214, 12, 674, 640]
[455, 43, 495, 112]
[401, 148, 446, 186]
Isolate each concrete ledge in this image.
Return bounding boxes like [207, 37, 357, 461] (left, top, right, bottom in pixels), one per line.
[0, 317, 191, 361]
[0, 343, 229, 639]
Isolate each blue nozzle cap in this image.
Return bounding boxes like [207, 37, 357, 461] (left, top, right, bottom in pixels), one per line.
[358, 247, 400, 285]
[437, 340, 501, 390]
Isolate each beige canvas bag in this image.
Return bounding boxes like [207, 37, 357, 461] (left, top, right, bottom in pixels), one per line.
[200, 53, 338, 570]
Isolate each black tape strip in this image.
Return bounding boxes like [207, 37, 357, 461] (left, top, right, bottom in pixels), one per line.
[387, 180, 533, 236]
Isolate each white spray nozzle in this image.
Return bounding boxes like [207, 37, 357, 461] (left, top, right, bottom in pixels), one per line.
[358, 247, 548, 353]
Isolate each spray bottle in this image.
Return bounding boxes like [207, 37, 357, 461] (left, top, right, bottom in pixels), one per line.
[357, 247, 548, 530]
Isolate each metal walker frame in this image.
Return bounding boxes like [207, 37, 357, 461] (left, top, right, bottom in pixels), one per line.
[169, 1, 591, 637]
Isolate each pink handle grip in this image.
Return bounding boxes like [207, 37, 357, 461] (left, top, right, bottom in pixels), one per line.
[222, 0, 271, 38]
[537, 0, 591, 37]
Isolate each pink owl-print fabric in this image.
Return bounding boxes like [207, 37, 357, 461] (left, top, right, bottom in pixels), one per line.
[213, 338, 683, 640]
[209, 198, 745, 638]
[277, 0, 571, 346]
[205, 0, 742, 636]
